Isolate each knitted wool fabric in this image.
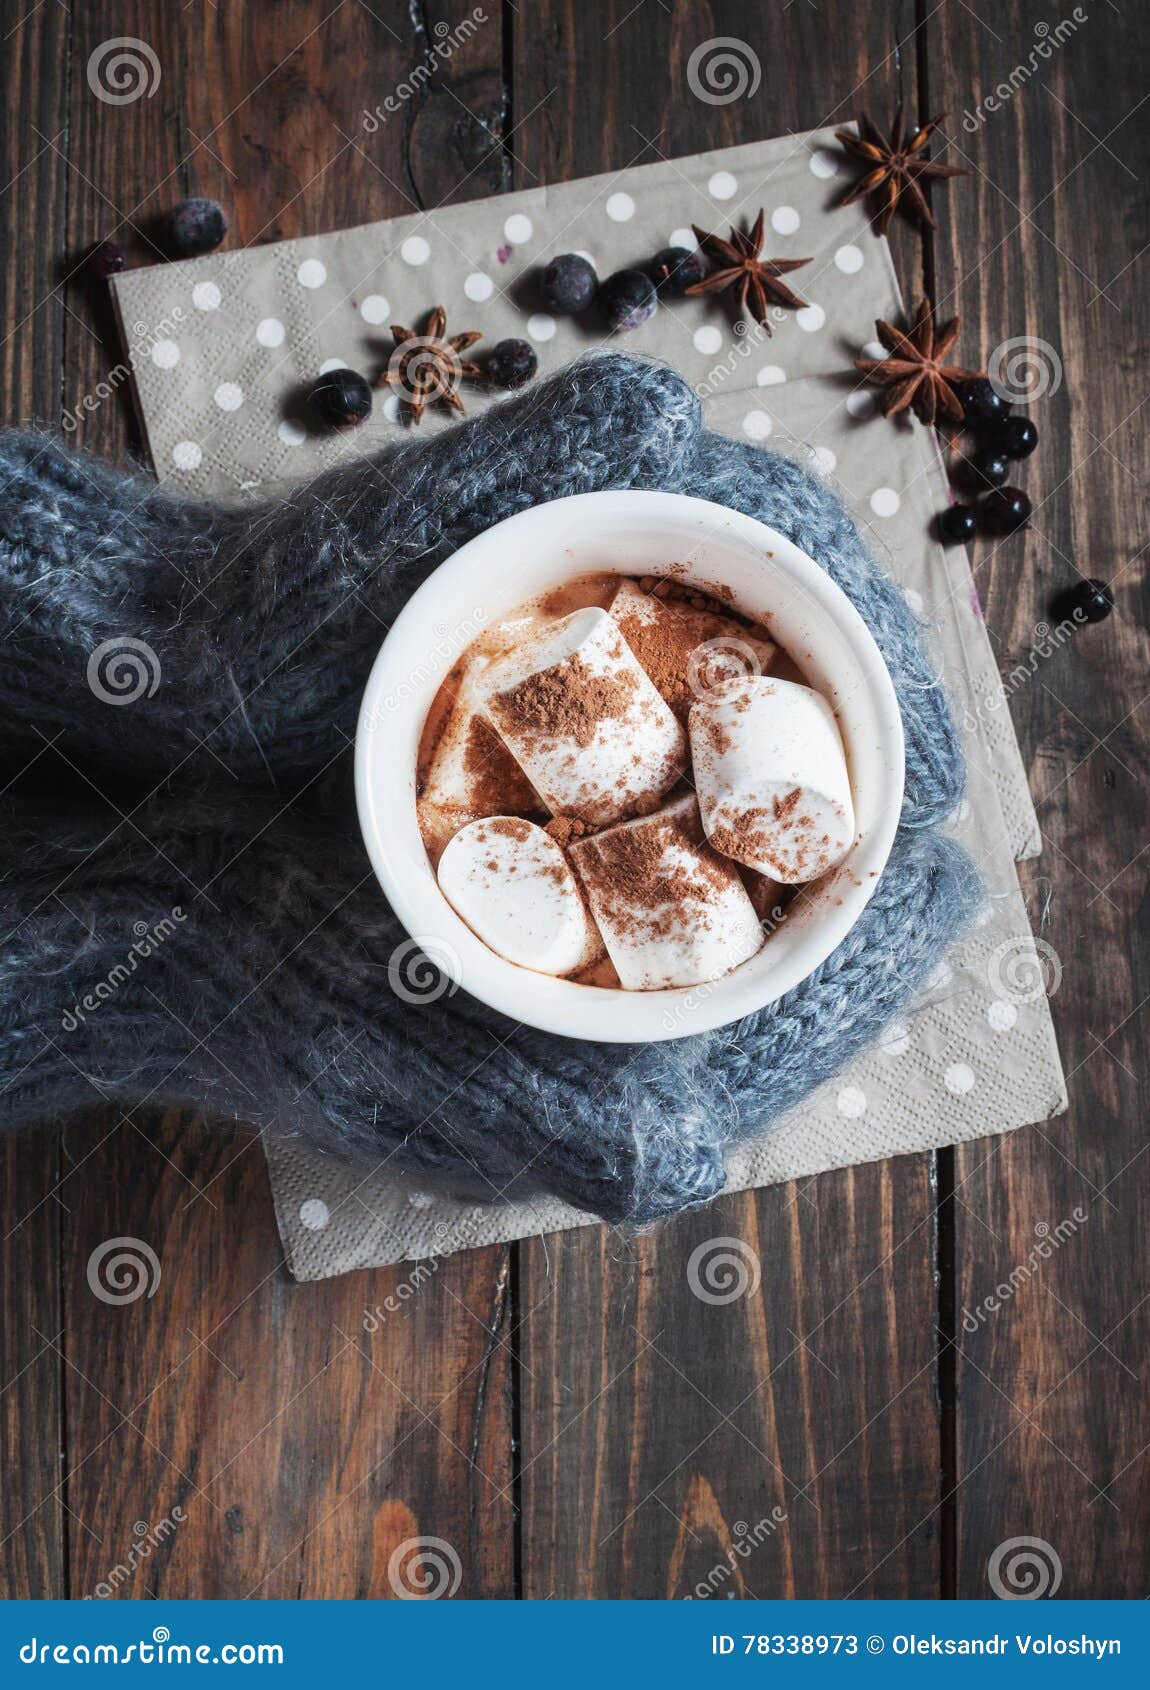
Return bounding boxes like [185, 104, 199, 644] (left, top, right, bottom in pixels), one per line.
[0, 354, 978, 1225]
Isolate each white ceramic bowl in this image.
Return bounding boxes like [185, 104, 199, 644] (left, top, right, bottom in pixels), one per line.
[355, 490, 905, 1042]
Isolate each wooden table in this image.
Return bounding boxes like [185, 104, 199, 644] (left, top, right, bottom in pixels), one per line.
[2, 0, 1146, 1601]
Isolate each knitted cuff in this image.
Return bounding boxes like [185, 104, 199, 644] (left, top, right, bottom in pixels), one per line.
[0, 790, 978, 1225]
[0, 791, 719, 1222]
[0, 354, 701, 786]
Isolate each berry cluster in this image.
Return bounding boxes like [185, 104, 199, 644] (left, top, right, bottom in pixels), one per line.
[539, 246, 704, 334]
[87, 199, 229, 280]
[940, 379, 1114, 625]
[939, 379, 1036, 544]
[307, 336, 540, 430]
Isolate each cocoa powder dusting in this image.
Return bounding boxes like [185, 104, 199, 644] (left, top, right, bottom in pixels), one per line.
[484, 816, 535, 843]
[544, 815, 592, 847]
[463, 716, 537, 813]
[490, 653, 638, 751]
[615, 595, 771, 723]
[572, 803, 738, 947]
[708, 800, 821, 879]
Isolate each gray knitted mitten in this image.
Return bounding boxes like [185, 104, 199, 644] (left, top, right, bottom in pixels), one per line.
[0, 355, 976, 1224]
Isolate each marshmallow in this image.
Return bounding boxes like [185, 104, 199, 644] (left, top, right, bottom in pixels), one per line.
[418, 654, 539, 860]
[483, 607, 686, 826]
[569, 795, 764, 990]
[437, 816, 602, 977]
[690, 676, 855, 884]
[609, 579, 775, 722]
[421, 653, 539, 815]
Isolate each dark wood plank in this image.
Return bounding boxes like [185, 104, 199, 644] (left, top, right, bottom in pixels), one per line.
[928, 0, 1150, 1597]
[521, 1175, 941, 1599]
[0, 0, 72, 1600]
[513, 0, 944, 1598]
[50, 0, 516, 1599]
[60, 1115, 514, 1598]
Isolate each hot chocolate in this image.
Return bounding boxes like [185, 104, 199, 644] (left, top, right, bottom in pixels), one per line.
[417, 572, 855, 991]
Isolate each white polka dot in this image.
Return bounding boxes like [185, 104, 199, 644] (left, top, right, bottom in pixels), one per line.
[574, 250, 596, 267]
[192, 280, 221, 311]
[151, 339, 179, 369]
[742, 409, 773, 441]
[808, 445, 836, 476]
[771, 205, 800, 235]
[256, 317, 285, 348]
[846, 389, 876, 419]
[796, 303, 826, 333]
[463, 271, 493, 302]
[278, 419, 306, 446]
[944, 1062, 976, 1095]
[297, 258, 327, 289]
[381, 394, 402, 422]
[527, 312, 557, 341]
[298, 1198, 330, 1230]
[605, 192, 635, 222]
[408, 1192, 434, 1210]
[401, 235, 430, 265]
[904, 587, 924, 615]
[708, 171, 738, 200]
[988, 1000, 1018, 1032]
[861, 339, 887, 361]
[213, 381, 243, 412]
[837, 1085, 868, 1118]
[669, 227, 696, 251]
[881, 1022, 910, 1057]
[810, 148, 839, 179]
[319, 357, 349, 375]
[870, 486, 901, 518]
[757, 365, 786, 386]
[171, 440, 202, 471]
[503, 213, 533, 244]
[834, 243, 864, 274]
[693, 325, 722, 355]
[359, 293, 390, 324]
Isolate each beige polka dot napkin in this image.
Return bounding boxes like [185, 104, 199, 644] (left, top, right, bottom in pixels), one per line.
[111, 128, 1065, 1280]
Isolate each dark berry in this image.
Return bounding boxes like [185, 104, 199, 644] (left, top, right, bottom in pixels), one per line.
[487, 338, 538, 390]
[993, 414, 1039, 459]
[540, 253, 597, 315]
[308, 368, 373, 430]
[89, 239, 126, 280]
[598, 268, 658, 333]
[967, 449, 1010, 491]
[956, 377, 1008, 430]
[981, 485, 1031, 535]
[1052, 578, 1114, 626]
[166, 198, 227, 257]
[939, 504, 978, 544]
[646, 245, 705, 298]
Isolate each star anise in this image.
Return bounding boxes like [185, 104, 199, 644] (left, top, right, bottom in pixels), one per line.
[854, 300, 982, 428]
[835, 108, 971, 235]
[687, 210, 811, 331]
[376, 306, 482, 422]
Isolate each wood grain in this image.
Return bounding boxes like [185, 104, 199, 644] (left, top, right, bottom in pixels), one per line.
[927, 0, 1150, 1599]
[2, 0, 1144, 1601]
[0, 0, 71, 1600]
[512, 0, 945, 1599]
[59, 1115, 514, 1597]
[9, 0, 516, 1599]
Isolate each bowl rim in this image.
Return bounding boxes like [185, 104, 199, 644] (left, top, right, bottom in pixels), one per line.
[355, 488, 906, 1043]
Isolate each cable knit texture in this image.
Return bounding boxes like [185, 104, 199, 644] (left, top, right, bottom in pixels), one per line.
[0, 354, 977, 1225]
